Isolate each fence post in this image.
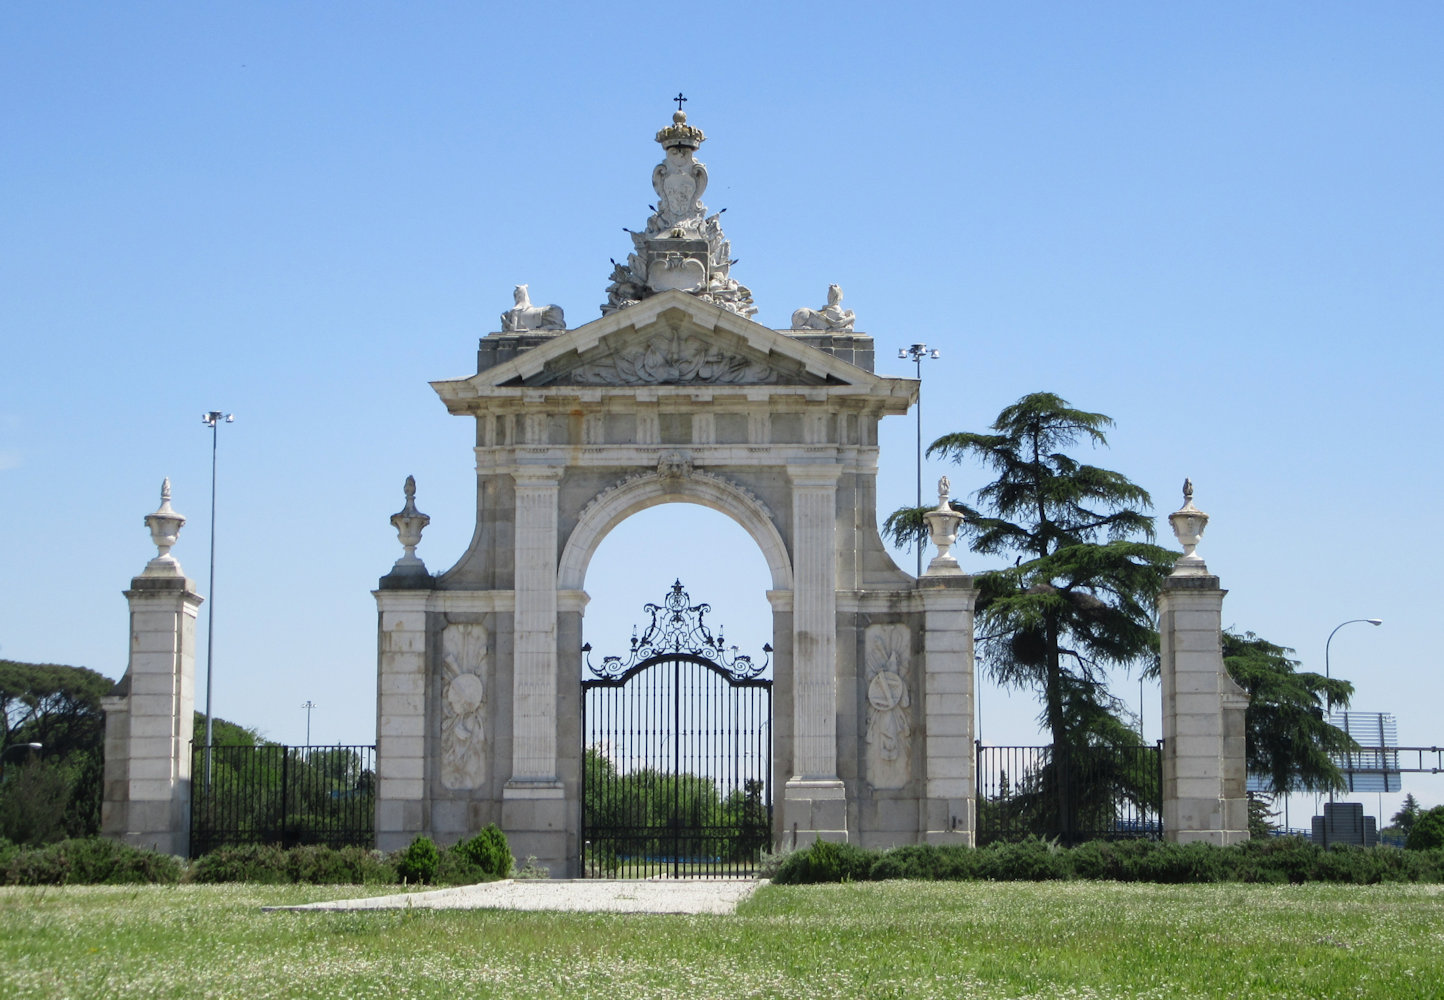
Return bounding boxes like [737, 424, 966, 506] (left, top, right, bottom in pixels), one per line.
[280, 746, 290, 848]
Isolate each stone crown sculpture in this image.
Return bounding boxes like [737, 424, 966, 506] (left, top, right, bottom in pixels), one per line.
[602, 101, 756, 319]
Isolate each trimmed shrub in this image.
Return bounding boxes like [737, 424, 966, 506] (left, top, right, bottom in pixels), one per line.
[1135, 841, 1226, 883]
[976, 838, 1070, 881]
[189, 843, 290, 884]
[1406, 806, 1444, 851]
[772, 838, 875, 884]
[396, 835, 440, 884]
[285, 845, 396, 885]
[453, 825, 513, 880]
[871, 844, 977, 881]
[2, 837, 181, 885]
[435, 850, 487, 886]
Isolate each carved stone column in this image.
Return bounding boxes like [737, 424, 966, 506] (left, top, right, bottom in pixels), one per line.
[504, 465, 566, 869]
[782, 464, 846, 844]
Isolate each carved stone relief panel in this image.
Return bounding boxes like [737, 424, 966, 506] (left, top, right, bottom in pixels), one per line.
[556, 329, 807, 386]
[864, 623, 912, 790]
[440, 623, 488, 791]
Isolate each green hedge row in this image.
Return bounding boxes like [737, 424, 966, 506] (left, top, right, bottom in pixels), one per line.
[774, 837, 1444, 886]
[0, 826, 516, 887]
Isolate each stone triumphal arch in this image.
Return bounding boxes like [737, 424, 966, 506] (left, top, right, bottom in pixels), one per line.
[98, 105, 1246, 865]
[371, 107, 981, 874]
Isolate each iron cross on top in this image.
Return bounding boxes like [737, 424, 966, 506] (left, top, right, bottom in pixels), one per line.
[672, 92, 687, 112]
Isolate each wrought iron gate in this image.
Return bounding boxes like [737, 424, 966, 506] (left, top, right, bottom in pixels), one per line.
[581, 581, 772, 878]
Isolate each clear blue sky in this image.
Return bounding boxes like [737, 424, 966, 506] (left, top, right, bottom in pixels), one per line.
[3, 3, 1440, 820]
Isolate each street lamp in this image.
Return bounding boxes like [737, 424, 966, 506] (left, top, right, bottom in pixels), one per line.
[2, 742, 42, 763]
[899, 344, 941, 577]
[1, 742, 41, 780]
[1323, 617, 1381, 806]
[201, 410, 234, 788]
[1324, 617, 1383, 705]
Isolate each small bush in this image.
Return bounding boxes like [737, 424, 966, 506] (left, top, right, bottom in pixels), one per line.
[396, 835, 440, 884]
[453, 825, 513, 880]
[189, 843, 290, 884]
[1405, 806, 1444, 850]
[1137, 841, 1227, 883]
[871, 844, 976, 881]
[285, 845, 396, 885]
[2, 837, 181, 885]
[976, 838, 1070, 881]
[513, 855, 551, 879]
[755, 847, 793, 880]
[772, 838, 875, 884]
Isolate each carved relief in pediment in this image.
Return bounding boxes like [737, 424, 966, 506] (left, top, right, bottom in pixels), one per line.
[547, 328, 818, 386]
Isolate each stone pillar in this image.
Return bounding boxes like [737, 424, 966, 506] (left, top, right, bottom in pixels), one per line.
[781, 464, 846, 844]
[101, 480, 203, 857]
[919, 582, 978, 844]
[919, 478, 978, 844]
[1158, 483, 1249, 845]
[503, 465, 566, 869]
[374, 590, 430, 851]
[374, 478, 434, 852]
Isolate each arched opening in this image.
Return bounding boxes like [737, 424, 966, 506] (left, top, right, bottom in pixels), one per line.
[577, 503, 776, 877]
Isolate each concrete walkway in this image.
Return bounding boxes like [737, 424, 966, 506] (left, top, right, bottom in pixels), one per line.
[266, 879, 763, 915]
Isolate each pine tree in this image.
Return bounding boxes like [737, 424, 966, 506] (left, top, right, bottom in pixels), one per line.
[1221, 630, 1355, 795]
[887, 393, 1176, 840]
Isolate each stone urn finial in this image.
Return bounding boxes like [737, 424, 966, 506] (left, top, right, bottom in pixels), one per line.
[390, 475, 430, 573]
[1168, 477, 1210, 575]
[142, 478, 187, 576]
[921, 475, 966, 577]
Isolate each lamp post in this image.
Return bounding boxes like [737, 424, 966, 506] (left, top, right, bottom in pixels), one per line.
[899, 343, 941, 577]
[302, 700, 317, 747]
[1, 742, 41, 780]
[2, 742, 41, 763]
[201, 410, 234, 788]
[1324, 617, 1383, 709]
[1324, 617, 1382, 805]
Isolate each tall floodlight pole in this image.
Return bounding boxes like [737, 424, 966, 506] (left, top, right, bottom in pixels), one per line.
[1323, 616, 1382, 803]
[302, 700, 317, 747]
[201, 410, 234, 787]
[899, 344, 941, 577]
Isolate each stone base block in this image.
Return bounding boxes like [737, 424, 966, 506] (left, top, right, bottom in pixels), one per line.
[781, 778, 848, 848]
[503, 781, 569, 876]
[923, 796, 974, 846]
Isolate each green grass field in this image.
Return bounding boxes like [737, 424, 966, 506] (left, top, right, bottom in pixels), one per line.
[3, 880, 1442, 999]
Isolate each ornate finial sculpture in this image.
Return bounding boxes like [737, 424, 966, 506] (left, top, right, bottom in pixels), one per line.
[390, 475, 431, 573]
[1168, 478, 1210, 575]
[601, 101, 756, 319]
[499, 283, 566, 332]
[921, 476, 965, 577]
[142, 478, 187, 576]
[791, 284, 857, 331]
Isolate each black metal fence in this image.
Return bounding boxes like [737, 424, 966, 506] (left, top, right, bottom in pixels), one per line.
[977, 742, 1163, 845]
[189, 743, 375, 858]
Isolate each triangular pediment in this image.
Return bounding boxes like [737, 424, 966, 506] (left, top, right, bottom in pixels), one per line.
[437, 290, 892, 400]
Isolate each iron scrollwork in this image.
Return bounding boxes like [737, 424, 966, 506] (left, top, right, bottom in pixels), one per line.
[583, 579, 770, 682]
